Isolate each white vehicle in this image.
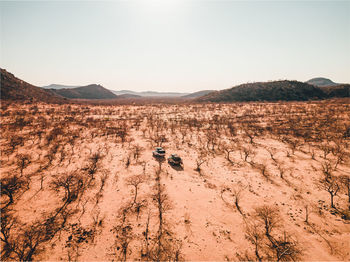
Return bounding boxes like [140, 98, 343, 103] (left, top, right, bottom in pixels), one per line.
[168, 154, 183, 166]
[152, 147, 166, 157]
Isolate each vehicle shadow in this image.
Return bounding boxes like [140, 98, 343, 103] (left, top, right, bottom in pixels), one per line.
[154, 156, 166, 164]
[169, 164, 184, 171]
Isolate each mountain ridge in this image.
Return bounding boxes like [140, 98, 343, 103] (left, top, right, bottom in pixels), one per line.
[42, 84, 79, 89]
[111, 90, 190, 97]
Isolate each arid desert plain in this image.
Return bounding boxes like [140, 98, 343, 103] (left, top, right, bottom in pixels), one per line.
[1, 101, 350, 261]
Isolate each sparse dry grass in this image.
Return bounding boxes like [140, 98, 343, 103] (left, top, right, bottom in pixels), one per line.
[1, 101, 350, 261]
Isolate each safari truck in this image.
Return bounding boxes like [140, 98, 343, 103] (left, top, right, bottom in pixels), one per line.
[168, 154, 183, 166]
[153, 147, 166, 158]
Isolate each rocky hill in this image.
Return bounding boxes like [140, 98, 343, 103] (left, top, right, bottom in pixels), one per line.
[0, 68, 66, 103]
[320, 84, 350, 98]
[197, 80, 326, 102]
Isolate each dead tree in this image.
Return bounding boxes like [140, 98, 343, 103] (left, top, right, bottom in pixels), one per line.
[255, 163, 270, 181]
[242, 124, 256, 144]
[8, 135, 24, 153]
[195, 150, 208, 174]
[318, 175, 340, 208]
[221, 187, 245, 217]
[245, 221, 264, 262]
[205, 130, 218, 151]
[131, 144, 144, 162]
[249, 205, 302, 261]
[277, 162, 286, 179]
[125, 174, 146, 206]
[51, 172, 84, 207]
[283, 137, 300, 155]
[240, 146, 255, 163]
[16, 154, 32, 176]
[254, 205, 280, 238]
[0, 217, 46, 261]
[116, 126, 129, 145]
[82, 152, 103, 181]
[339, 175, 350, 210]
[266, 148, 277, 163]
[0, 174, 26, 211]
[125, 153, 132, 168]
[320, 161, 334, 179]
[222, 142, 236, 164]
[113, 222, 133, 262]
[141, 210, 151, 259]
[268, 231, 302, 262]
[148, 169, 182, 261]
[0, 212, 16, 260]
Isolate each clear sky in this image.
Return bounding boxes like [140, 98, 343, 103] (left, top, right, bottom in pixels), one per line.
[1, 0, 349, 92]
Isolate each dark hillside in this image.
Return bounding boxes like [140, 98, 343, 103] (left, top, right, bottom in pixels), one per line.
[320, 84, 350, 98]
[0, 68, 66, 103]
[197, 80, 326, 102]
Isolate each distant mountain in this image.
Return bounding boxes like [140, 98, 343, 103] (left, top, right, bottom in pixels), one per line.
[306, 77, 338, 87]
[111, 90, 189, 97]
[182, 90, 215, 98]
[111, 90, 139, 96]
[51, 84, 117, 99]
[0, 68, 66, 103]
[42, 84, 79, 89]
[197, 80, 327, 102]
[116, 94, 142, 99]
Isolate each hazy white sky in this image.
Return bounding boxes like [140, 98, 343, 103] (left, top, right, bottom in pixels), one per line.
[1, 0, 349, 92]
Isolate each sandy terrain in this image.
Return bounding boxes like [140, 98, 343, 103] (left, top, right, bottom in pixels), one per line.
[1, 101, 350, 261]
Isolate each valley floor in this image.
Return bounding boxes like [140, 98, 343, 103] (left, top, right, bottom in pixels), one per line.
[1, 101, 350, 261]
